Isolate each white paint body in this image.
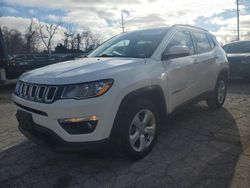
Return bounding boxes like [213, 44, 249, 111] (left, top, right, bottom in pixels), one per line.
[13, 25, 228, 143]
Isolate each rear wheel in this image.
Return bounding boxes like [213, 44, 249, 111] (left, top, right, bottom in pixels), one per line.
[206, 75, 227, 110]
[0, 80, 5, 85]
[243, 75, 250, 81]
[116, 99, 159, 160]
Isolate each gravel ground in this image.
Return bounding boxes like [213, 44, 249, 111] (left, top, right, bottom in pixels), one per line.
[0, 79, 249, 188]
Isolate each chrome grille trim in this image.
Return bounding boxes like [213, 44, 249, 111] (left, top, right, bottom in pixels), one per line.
[18, 82, 21, 94]
[23, 84, 27, 97]
[15, 81, 59, 103]
[45, 86, 58, 102]
[24, 84, 30, 97]
[15, 81, 20, 94]
[36, 86, 47, 101]
[19, 82, 24, 96]
[30, 85, 37, 99]
[28, 85, 33, 98]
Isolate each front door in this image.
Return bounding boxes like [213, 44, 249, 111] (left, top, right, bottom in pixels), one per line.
[162, 30, 199, 111]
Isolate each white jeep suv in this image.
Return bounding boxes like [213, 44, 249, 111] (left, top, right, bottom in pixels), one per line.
[13, 25, 229, 159]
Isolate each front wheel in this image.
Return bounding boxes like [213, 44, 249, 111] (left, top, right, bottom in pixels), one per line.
[206, 76, 227, 110]
[116, 99, 159, 160]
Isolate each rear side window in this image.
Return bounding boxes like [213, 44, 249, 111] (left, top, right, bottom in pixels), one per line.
[207, 35, 216, 49]
[223, 42, 250, 53]
[192, 32, 211, 54]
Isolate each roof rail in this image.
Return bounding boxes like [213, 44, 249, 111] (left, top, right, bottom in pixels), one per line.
[172, 24, 208, 32]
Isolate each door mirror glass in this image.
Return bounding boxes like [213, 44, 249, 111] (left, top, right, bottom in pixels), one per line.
[162, 45, 191, 60]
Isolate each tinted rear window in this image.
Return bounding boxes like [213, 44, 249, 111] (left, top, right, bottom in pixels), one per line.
[223, 42, 250, 53]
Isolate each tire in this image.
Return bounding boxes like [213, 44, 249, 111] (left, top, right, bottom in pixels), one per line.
[115, 99, 160, 160]
[0, 80, 5, 85]
[206, 75, 227, 110]
[242, 76, 250, 81]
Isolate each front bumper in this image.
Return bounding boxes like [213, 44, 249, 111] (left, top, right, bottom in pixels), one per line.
[18, 121, 110, 152]
[13, 85, 122, 143]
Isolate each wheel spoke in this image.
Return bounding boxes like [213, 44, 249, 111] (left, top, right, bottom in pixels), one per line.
[129, 131, 140, 146]
[144, 126, 155, 136]
[129, 109, 156, 152]
[142, 112, 151, 125]
[133, 115, 142, 128]
[139, 134, 147, 151]
[217, 80, 226, 104]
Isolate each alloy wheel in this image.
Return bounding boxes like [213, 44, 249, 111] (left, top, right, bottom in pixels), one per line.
[129, 109, 156, 152]
[217, 80, 226, 104]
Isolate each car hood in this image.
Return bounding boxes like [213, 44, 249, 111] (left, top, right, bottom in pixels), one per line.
[19, 57, 145, 85]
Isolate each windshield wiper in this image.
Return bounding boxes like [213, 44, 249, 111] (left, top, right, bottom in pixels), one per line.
[96, 54, 113, 57]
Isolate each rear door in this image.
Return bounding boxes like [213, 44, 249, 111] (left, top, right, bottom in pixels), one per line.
[191, 31, 217, 94]
[162, 30, 199, 110]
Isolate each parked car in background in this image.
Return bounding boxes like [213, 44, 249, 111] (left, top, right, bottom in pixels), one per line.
[0, 26, 86, 82]
[13, 25, 229, 159]
[223, 41, 250, 80]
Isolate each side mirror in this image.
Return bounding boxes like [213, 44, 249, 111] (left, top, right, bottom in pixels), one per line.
[162, 45, 191, 60]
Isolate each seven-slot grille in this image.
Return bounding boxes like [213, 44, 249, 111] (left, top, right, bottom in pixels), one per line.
[15, 81, 59, 103]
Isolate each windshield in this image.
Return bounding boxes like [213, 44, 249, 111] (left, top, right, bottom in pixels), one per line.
[88, 28, 168, 58]
[223, 41, 250, 54]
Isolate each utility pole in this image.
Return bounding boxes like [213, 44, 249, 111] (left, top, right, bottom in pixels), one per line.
[121, 11, 125, 33]
[236, 0, 240, 41]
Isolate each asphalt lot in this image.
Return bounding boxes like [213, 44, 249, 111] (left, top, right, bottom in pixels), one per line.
[0, 79, 249, 188]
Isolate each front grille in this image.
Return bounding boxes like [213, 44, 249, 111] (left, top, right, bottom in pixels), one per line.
[15, 81, 60, 103]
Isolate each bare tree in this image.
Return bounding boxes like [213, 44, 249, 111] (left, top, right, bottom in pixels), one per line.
[58, 24, 102, 53]
[81, 28, 101, 52]
[75, 33, 82, 51]
[220, 34, 237, 44]
[82, 30, 90, 51]
[63, 32, 70, 49]
[25, 19, 39, 53]
[2, 26, 25, 54]
[90, 33, 101, 49]
[37, 21, 61, 53]
[60, 23, 77, 50]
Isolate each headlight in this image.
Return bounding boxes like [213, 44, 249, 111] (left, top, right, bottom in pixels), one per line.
[61, 79, 113, 99]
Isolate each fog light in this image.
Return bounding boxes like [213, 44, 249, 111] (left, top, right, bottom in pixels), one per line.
[58, 116, 98, 135]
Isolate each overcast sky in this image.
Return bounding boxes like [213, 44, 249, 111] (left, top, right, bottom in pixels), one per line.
[0, 0, 250, 43]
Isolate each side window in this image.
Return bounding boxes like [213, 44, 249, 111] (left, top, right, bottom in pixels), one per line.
[164, 30, 195, 58]
[192, 32, 211, 54]
[207, 34, 216, 49]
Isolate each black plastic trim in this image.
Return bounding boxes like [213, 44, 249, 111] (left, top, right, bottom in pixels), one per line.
[14, 102, 48, 116]
[18, 122, 110, 152]
[170, 91, 211, 117]
[110, 85, 167, 140]
[59, 120, 98, 135]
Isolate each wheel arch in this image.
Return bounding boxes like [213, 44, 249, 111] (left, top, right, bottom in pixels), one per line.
[110, 85, 167, 139]
[218, 68, 229, 80]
